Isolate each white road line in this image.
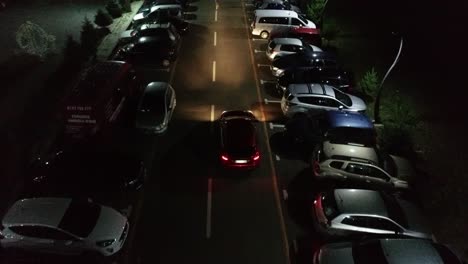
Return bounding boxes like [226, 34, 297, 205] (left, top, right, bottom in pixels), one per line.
[269, 122, 285, 129]
[252, 38, 267, 41]
[260, 79, 276, 85]
[282, 189, 288, 201]
[275, 155, 280, 161]
[254, 49, 264, 53]
[210, 105, 215, 122]
[215, 10, 218, 21]
[214, 31, 217, 46]
[257, 63, 270, 67]
[264, 98, 282, 104]
[206, 177, 213, 238]
[212, 61, 216, 82]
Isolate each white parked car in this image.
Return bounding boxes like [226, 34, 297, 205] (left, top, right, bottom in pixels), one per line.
[266, 37, 322, 61]
[133, 4, 183, 21]
[0, 198, 129, 257]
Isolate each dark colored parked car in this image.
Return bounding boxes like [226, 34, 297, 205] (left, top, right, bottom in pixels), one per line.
[114, 24, 179, 67]
[219, 110, 260, 169]
[277, 67, 353, 93]
[271, 51, 338, 77]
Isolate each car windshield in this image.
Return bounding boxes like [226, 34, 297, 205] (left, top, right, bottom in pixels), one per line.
[58, 200, 101, 238]
[333, 88, 352, 106]
[322, 191, 340, 221]
[352, 240, 388, 264]
[298, 14, 308, 25]
[140, 92, 166, 114]
[380, 192, 408, 228]
[326, 127, 376, 146]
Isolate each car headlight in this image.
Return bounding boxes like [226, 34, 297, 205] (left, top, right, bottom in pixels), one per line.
[96, 239, 116, 247]
[272, 66, 279, 71]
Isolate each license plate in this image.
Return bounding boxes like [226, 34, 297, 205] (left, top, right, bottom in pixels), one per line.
[234, 160, 248, 164]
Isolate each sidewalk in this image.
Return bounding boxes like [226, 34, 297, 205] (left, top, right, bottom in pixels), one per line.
[0, 1, 143, 218]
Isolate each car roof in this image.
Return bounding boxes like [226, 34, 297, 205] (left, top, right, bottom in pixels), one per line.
[140, 22, 172, 30]
[378, 239, 452, 263]
[223, 119, 256, 147]
[3, 198, 70, 227]
[288, 83, 336, 96]
[272, 38, 302, 46]
[323, 140, 379, 163]
[144, 82, 170, 95]
[254, 9, 298, 17]
[324, 110, 374, 129]
[333, 189, 388, 216]
[150, 4, 182, 11]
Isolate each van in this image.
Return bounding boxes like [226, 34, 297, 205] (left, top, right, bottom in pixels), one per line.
[251, 10, 316, 39]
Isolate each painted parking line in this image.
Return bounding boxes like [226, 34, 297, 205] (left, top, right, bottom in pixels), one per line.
[264, 98, 281, 104]
[260, 79, 276, 85]
[214, 31, 217, 46]
[269, 122, 285, 130]
[254, 49, 264, 53]
[206, 177, 213, 238]
[251, 38, 267, 42]
[282, 189, 288, 201]
[215, 9, 218, 21]
[257, 63, 270, 67]
[212, 61, 216, 82]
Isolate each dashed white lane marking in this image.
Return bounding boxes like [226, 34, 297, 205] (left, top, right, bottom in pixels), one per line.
[257, 63, 270, 67]
[252, 38, 267, 41]
[275, 155, 280, 161]
[264, 98, 281, 104]
[206, 177, 213, 238]
[269, 122, 285, 130]
[212, 61, 216, 82]
[210, 105, 215, 122]
[260, 79, 276, 85]
[215, 10, 218, 21]
[254, 49, 264, 53]
[214, 31, 217, 46]
[282, 189, 288, 201]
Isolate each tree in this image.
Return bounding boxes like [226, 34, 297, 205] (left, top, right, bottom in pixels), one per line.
[119, 0, 132, 13]
[94, 9, 113, 27]
[359, 67, 379, 97]
[63, 35, 84, 65]
[106, 0, 123, 18]
[15, 21, 57, 60]
[80, 17, 99, 58]
[305, 0, 328, 28]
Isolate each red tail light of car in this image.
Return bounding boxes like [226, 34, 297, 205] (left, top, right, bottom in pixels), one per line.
[221, 154, 229, 161]
[253, 151, 260, 161]
[314, 194, 328, 227]
[312, 160, 321, 176]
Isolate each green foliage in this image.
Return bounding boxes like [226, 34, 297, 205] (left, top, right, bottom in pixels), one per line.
[119, 0, 132, 12]
[80, 17, 99, 58]
[94, 9, 113, 27]
[359, 67, 379, 97]
[305, 0, 327, 26]
[320, 18, 341, 48]
[63, 35, 85, 65]
[106, 0, 123, 18]
[381, 90, 419, 130]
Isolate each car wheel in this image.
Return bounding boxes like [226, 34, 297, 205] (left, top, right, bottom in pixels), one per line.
[260, 31, 269, 39]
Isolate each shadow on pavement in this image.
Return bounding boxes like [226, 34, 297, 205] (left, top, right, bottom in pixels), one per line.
[183, 13, 197, 20]
[262, 82, 282, 98]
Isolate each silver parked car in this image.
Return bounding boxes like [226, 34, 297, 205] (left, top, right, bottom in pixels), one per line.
[266, 37, 322, 61]
[312, 188, 432, 239]
[0, 198, 129, 256]
[281, 83, 366, 118]
[311, 140, 412, 189]
[314, 238, 463, 264]
[136, 82, 176, 134]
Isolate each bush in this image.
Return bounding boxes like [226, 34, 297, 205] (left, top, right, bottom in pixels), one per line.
[80, 17, 99, 58]
[305, 0, 327, 27]
[94, 9, 113, 27]
[119, 0, 131, 12]
[63, 35, 85, 65]
[106, 0, 123, 18]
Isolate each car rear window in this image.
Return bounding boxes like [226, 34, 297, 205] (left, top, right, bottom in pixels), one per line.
[58, 200, 101, 238]
[333, 88, 352, 106]
[322, 191, 340, 221]
[352, 240, 388, 264]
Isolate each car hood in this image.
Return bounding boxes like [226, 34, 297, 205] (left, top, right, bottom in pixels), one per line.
[87, 206, 127, 241]
[120, 30, 133, 39]
[349, 95, 367, 111]
[133, 12, 145, 21]
[318, 242, 354, 264]
[307, 19, 317, 28]
[390, 155, 414, 180]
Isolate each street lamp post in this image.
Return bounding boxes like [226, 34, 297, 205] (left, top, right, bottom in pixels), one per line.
[373, 32, 404, 124]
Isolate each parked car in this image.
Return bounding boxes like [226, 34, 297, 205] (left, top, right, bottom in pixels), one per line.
[266, 38, 322, 61]
[119, 22, 181, 45]
[312, 188, 432, 239]
[113, 27, 179, 67]
[311, 140, 413, 189]
[133, 3, 183, 22]
[141, 0, 185, 10]
[285, 109, 375, 151]
[277, 67, 353, 93]
[251, 10, 316, 39]
[256, 2, 301, 13]
[219, 110, 260, 169]
[0, 198, 129, 256]
[314, 238, 463, 264]
[136, 82, 176, 134]
[271, 51, 337, 77]
[24, 143, 146, 199]
[281, 83, 366, 117]
[270, 27, 321, 46]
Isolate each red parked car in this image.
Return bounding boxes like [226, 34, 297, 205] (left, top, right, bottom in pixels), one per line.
[219, 110, 260, 169]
